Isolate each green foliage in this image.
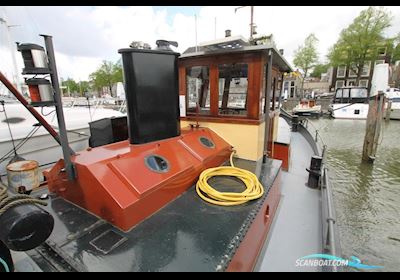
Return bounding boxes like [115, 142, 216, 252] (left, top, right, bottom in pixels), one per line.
[392, 43, 400, 63]
[310, 64, 329, 78]
[293, 33, 319, 96]
[327, 7, 393, 81]
[61, 78, 79, 94]
[61, 78, 90, 96]
[89, 60, 123, 94]
[293, 33, 319, 78]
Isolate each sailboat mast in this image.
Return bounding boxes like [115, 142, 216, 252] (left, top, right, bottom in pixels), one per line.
[0, 10, 22, 93]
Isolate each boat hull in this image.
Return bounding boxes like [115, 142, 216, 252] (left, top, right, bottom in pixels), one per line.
[330, 103, 369, 120]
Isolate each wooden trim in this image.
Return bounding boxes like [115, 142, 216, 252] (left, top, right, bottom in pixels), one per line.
[210, 64, 219, 116]
[181, 116, 264, 125]
[179, 66, 186, 96]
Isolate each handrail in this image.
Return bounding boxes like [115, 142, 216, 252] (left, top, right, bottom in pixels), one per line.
[301, 118, 327, 160]
[280, 108, 341, 271]
[321, 167, 341, 272]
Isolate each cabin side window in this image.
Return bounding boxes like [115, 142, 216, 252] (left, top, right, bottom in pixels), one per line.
[186, 66, 210, 115]
[350, 88, 368, 100]
[342, 88, 350, 103]
[335, 89, 343, 103]
[218, 63, 248, 116]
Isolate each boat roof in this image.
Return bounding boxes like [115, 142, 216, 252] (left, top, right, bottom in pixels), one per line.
[180, 41, 293, 73]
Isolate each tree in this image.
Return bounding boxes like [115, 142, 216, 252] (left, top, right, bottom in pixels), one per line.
[61, 78, 79, 95]
[310, 64, 329, 78]
[89, 60, 123, 96]
[293, 33, 319, 97]
[328, 7, 393, 85]
[61, 78, 91, 97]
[392, 42, 400, 63]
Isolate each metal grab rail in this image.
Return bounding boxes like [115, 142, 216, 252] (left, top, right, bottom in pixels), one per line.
[302, 118, 327, 160]
[280, 108, 342, 271]
[321, 167, 341, 272]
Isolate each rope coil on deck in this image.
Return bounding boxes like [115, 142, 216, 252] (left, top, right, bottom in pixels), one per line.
[0, 183, 47, 217]
[196, 152, 264, 206]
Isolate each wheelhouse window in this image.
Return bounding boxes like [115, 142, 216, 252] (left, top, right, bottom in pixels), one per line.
[375, 60, 385, 66]
[186, 66, 210, 115]
[335, 88, 343, 103]
[218, 63, 248, 116]
[350, 88, 368, 99]
[337, 66, 346, 78]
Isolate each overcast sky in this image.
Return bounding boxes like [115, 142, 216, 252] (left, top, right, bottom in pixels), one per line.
[1, 6, 400, 82]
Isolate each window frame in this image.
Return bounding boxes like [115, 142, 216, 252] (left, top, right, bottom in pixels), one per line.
[348, 64, 357, 78]
[359, 79, 369, 88]
[179, 52, 265, 124]
[217, 63, 249, 117]
[361, 61, 371, 77]
[335, 80, 345, 90]
[346, 79, 356, 87]
[337, 65, 346, 78]
[185, 65, 211, 115]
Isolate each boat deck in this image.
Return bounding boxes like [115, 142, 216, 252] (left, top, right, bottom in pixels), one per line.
[12, 158, 282, 272]
[257, 125, 322, 272]
[11, 118, 323, 272]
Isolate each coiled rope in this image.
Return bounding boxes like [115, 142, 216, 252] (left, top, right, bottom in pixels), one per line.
[0, 183, 47, 217]
[196, 151, 264, 206]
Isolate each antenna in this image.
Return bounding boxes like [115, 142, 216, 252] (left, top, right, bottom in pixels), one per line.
[195, 14, 198, 52]
[214, 17, 217, 39]
[234, 6, 256, 40]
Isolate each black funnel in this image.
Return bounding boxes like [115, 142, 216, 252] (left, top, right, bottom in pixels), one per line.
[118, 47, 181, 144]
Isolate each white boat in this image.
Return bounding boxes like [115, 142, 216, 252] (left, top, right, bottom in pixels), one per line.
[292, 99, 322, 117]
[329, 87, 370, 119]
[0, 103, 125, 175]
[390, 97, 400, 120]
[385, 89, 400, 120]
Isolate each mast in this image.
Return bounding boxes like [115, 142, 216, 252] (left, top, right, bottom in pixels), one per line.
[234, 6, 255, 41]
[0, 10, 22, 93]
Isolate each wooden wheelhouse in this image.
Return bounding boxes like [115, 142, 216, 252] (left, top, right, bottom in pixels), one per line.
[179, 42, 293, 162]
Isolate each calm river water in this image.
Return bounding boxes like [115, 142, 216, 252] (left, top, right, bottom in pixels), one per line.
[310, 118, 400, 272]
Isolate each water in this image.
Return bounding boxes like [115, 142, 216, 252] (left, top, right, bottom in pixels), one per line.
[310, 118, 400, 272]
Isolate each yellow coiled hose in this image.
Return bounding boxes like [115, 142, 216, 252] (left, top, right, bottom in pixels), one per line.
[196, 151, 264, 206]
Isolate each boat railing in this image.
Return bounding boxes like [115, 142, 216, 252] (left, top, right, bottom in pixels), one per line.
[280, 108, 342, 271]
[321, 167, 341, 272]
[301, 118, 327, 161]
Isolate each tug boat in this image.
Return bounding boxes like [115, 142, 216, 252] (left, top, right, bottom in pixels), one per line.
[0, 35, 341, 272]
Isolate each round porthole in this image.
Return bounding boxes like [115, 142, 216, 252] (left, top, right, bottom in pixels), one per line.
[199, 136, 215, 148]
[144, 155, 170, 173]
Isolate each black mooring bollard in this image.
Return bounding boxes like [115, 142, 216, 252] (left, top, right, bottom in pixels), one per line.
[306, 156, 323, 189]
[292, 115, 299, 132]
[0, 240, 13, 272]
